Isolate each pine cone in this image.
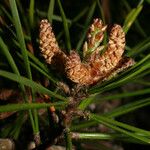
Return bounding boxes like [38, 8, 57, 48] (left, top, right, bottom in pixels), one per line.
[39, 19, 68, 73]
[39, 19, 60, 64]
[65, 51, 92, 85]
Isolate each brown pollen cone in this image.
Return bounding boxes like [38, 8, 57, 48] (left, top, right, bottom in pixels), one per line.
[39, 19, 67, 73]
[65, 51, 92, 85]
[39, 19, 61, 64]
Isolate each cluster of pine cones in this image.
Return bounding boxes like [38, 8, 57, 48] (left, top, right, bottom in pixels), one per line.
[39, 18, 134, 86]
